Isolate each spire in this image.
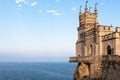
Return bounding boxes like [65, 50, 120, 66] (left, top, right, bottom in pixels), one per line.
[111, 24, 112, 27]
[79, 6, 82, 15]
[85, 1, 89, 12]
[89, 7, 92, 13]
[94, 3, 98, 14]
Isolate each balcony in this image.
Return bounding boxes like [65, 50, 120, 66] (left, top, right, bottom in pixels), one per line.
[69, 56, 97, 63]
[69, 55, 120, 63]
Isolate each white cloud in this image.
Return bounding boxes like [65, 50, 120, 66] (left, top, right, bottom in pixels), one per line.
[46, 4, 50, 6]
[16, 4, 23, 10]
[15, 0, 28, 10]
[54, 13, 60, 15]
[46, 10, 61, 16]
[37, 10, 42, 13]
[15, 0, 26, 4]
[31, 2, 37, 6]
[56, 0, 60, 2]
[100, 3, 104, 5]
[47, 10, 56, 13]
[18, 4, 22, 8]
[72, 7, 76, 11]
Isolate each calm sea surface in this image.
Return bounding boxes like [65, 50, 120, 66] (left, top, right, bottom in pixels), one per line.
[0, 62, 77, 80]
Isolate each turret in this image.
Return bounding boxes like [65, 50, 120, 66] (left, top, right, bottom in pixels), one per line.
[94, 3, 98, 14]
[79, 1, 98, 27]
[89, 7, 92, 13]
[79, 6, 82, 15]
[84, 1, 89, 14]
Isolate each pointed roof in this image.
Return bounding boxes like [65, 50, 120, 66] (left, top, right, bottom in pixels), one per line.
[94, 3, 98, 14]
[85, 1, 89, 12]
[79, 6, 82, 15]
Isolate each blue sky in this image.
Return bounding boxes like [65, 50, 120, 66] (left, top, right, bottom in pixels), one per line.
[0, 0, 120, 62]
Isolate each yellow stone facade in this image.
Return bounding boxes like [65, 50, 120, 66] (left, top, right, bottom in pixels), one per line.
[70, 1, 120, 80]
[76, 2, 120, 57]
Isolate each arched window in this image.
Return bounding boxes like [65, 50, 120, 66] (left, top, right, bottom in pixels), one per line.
[87, 47, 89, 55]
[107, 45, 112, 55]
[90, 45, 92, 54]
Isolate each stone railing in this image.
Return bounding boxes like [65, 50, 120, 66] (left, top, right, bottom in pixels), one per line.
[69, 55, 97, 63]
[69, 55, 120, 63]
[69, 57, 78, 62]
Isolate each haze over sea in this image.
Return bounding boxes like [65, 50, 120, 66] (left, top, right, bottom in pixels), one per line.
[0, 62, 77, 80]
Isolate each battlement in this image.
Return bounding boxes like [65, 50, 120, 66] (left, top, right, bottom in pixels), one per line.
[80, 13, 97, 17]
[101, 27, 120, 41]
[79, 1, 98, 26]
[98, 25, 113, 31]
[116, 27, 120, 32]
[102, 32, 120, 41]
[89, 13, 97, 16]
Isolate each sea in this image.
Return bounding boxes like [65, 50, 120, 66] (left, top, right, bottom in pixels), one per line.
[0, 62, 77, 80]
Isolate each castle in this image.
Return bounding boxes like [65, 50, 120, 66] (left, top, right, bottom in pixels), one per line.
[69, 1, 120, 80]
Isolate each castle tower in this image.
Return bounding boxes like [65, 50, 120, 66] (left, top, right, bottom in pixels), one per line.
[70, 1, 120, 80]
[79, 1, 98, 27]
[77, 1, 99, 57]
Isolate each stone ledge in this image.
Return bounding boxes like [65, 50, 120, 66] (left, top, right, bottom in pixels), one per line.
[69, 55, 120, 63]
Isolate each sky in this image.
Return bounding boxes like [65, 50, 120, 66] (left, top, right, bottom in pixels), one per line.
[0, 0, 120, 62]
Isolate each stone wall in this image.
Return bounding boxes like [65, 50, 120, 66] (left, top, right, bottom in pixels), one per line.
[101, 61, 120, 80]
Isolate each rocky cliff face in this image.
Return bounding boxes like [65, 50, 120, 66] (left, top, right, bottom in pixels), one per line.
[74, 63, 90, 80]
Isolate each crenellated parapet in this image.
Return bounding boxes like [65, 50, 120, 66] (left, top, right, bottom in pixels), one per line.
[98, 25, 113, 32]
[79, 1, 98, 26]
[116, 27, 120, 32]
[102, 32, 120, 41]
[101, 27, 120, 41]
